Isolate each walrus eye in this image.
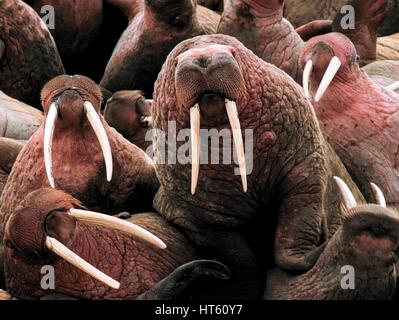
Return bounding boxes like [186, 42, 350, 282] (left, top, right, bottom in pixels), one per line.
[356, 55, 360, 62]
[171, 15, 187, 29]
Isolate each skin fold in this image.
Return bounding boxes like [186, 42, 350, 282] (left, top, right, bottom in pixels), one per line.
[0, 75, 159, 238]
[362, 60, 399, 93]
[2, 188, 230, 299]
[300, 33, 399, 209]
[100, 0, 220, 96]
[104, 91, 152, 151]
[284, 0, 399, 37]
[217, 0, 304, 83]
[150, 34, 399, 299]
[377, 33, 399, 61]
[0, 0, 65, 108]
[0, 91, 43, 141]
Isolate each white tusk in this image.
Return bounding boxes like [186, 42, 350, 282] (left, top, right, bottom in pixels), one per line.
[190, 104, 200, 195]
[333, 176, 357, 210]
[303, 60, 313, 99]
[84, 101, 113, 182]
[370, 182, 386, 207]
[314, 56, 342, 102]
[225, 99, 247, 192]
[69, 208, 167, 249]
[45, 236, 120, 289]
[386, 81, 399, 92]
[43, 103, 58, 188]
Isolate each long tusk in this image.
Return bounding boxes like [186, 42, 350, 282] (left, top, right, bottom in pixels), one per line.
[43, 103, 58, 188]
[190, 104, 200, 195]
[386, 81, 399, 92]
[69, 208, 167, 249]
[370, 182, 386, 207]
[303, 60, 313, 99]
[225, 99, 247, 192]
[45, 236, 120, 289]
[333, 176, 357, 210]
[314, 56, 342, 102]
[83, 101, 113, 182]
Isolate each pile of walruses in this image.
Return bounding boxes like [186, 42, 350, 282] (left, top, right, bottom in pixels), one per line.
[0, 0, 399, 300]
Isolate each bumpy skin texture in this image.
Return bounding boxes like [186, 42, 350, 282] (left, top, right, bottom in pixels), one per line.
[0, 92, 43, 141]
[284, 0, 399, 37]
[0, 75, 159, 236]
[104, 91, 152, 151]
[218, 0, 303, 83]
[0, 0, 64, 108]
[3, 189, 196, 300]
[300, 33, 399, 209]
[332, 0, 388, 66]
[377, 33, 399, 61]
[363, 60, 399, 93]
[151, 34, 395, 299]
[100, 0, 220, 96]
[265, 204, 399, 299]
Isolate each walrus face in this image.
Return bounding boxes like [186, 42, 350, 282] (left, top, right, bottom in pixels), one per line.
[40, 75, 113, 188]
[300, 33, 360, 102]
[3, 188, 166, 294]
[174, 43, 247, 194]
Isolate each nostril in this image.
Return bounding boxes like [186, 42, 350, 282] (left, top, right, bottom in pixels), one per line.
[195, 56, 210, 69]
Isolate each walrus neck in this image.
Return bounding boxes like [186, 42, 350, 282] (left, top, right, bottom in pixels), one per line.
[240, 0, 283, 19]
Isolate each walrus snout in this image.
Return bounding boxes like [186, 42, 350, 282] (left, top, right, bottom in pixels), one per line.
[175, 44, 245, 108]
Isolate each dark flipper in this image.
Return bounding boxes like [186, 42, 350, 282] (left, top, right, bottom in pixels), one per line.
[296, 20, 333, 41]
[137, 260, 230, 300]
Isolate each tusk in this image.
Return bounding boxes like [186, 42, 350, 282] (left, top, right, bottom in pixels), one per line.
[225, 99, 247, 192]
[45, 236, 120, 289]
[43, 103, 58, 188]
[303, 60, 313, 99]
[84, 101, 113, 182]
[333, 176, 357, 210]
[190, 104, 200, 195]
[69, 208, 167, 249]
[314, 56, 342, 102]
[370, 182, 386, 207]
[386, 81, 399, 92]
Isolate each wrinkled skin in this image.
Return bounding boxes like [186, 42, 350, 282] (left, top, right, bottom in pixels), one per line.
[150, 34, 399, 300]
[218, 0, 303, 83]
[377, 33, 399, 61]
[332, 0, 388, 66]
[3, 188, 230, 299]
[265, 203, 399, 299]
[0, 138, 25, 198]
[0, 0, 64, 108]
[25, 0, 127, 81]
[300, 33, 399, 209]
[104, 91, 152, 151]
[363, 60, 399, 93]
[0, 75, 159, 236]
[0, 92, 43, 141]
[100, 0, 220, 96]
[284, 0, 399, 37]
[198, 0, 224, 11]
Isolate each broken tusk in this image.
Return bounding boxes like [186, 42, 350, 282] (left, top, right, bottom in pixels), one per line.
[190, 104, 201, 195]
[370, 182, 386, 208]
[333, 176, 357, 210]
[43, 103, 58, 188]
[303, 60, 313, 99]
[45, 236, 120, 289]
[386, 81, 399, 92]
[69, 208, 167, 249]
[84, 101, 113, 183]
[225, 99, 247, 192]
[315, 56, 342, 102]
